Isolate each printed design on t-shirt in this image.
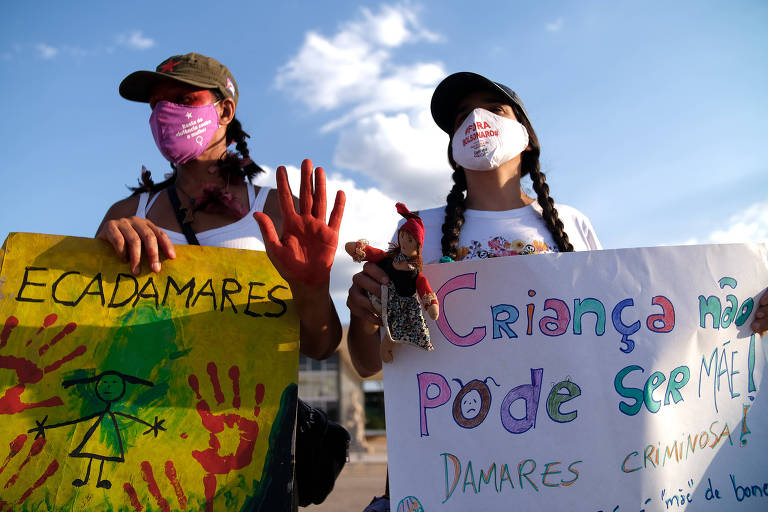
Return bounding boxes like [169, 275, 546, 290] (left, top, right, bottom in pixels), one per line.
[457, 236, 554, 260]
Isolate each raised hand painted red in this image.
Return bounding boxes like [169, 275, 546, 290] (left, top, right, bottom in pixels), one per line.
[254, 159, 345, 287]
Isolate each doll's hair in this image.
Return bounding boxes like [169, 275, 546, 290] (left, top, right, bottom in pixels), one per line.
[387, 227, 424, 272]
[441, 101, 573, 260]
[130, 90, 264, 195]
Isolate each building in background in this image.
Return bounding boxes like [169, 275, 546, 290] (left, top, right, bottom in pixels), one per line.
[298, 329, 385, 454]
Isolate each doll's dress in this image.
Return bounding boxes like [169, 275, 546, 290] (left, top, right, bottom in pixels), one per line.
[378, 253, 434, 351]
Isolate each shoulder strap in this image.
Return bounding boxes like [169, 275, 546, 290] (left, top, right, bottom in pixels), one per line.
[146, 192, 161, 214]
[136, 192, 150, 218]
[252, 184, 270, 213]
[167, 186, 200, 245]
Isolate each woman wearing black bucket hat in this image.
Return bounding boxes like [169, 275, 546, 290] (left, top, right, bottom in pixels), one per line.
[97, 52, 345, 360]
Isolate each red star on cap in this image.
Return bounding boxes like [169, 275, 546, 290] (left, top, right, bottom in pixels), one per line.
[158, 59, 180, 73]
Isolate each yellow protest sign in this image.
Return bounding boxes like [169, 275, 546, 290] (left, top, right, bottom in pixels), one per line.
[0, 233, 298, 511]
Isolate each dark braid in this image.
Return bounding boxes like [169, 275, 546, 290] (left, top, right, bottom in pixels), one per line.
[524, 150, 573, 252]
[513, 101, 572, 252]
[219, 116, 265, 181]
[129, 165, 177, 195]
[441, 145, 468, 260]
[440, 100, 574, 258]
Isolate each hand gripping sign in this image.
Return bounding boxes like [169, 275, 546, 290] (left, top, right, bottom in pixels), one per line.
[383, 243, 768, 511]
[0, 233, 299, 511]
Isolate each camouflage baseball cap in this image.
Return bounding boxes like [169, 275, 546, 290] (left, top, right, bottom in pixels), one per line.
[119, 52, 239, 105]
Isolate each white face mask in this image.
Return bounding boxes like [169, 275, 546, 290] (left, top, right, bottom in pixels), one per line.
[451, 108, 529, 171]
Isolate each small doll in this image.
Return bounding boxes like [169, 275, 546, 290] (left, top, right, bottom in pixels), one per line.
[346, 203, 439, 363]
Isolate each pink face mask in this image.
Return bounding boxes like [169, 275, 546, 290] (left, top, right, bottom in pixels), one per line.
[149, 101, 220, 164]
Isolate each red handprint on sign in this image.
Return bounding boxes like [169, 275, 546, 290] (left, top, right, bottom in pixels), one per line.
[0, 314, 84, 415]
[123, 460, 188, 511]
[0, 433, 59, 510]
[188, 362, 265, 511]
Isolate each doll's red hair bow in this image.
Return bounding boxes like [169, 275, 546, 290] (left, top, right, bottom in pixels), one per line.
[396, 202, 425, 246]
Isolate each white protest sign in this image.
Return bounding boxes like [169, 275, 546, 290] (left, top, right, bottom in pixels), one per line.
[383, 244, 768, 511]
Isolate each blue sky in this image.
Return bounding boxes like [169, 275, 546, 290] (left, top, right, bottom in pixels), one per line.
[2, 0, 767, 316]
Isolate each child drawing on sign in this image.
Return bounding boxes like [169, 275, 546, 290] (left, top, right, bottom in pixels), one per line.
[345, 203, 439, 363]
[27, 371, 165, 489]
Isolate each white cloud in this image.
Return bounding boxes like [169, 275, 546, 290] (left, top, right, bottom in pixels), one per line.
[117, 30, 155, 50]
[276, 3, 452, 208]
[546, 17, 564, 32]
[319, 62, 445, 132]
[703, 200, 768, 243]
[36, 43, 58, 59]
[61, 45, 88, 58]
[684, 200, 768, 245]
[333, 109, 451, 207]
[276, 4, 441, 115]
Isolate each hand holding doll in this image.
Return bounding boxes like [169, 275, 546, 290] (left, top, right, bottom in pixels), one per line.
[345, 203, 439, 363]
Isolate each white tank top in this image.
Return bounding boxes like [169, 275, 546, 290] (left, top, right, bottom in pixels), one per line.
[135, 184, 270, 251]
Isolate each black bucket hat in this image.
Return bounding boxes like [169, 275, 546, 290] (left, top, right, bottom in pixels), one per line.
[119, 52, 239, 105]
[430, 71, 530, 134]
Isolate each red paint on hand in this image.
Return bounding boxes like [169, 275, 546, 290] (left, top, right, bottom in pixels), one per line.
[254, 159, 345, 287]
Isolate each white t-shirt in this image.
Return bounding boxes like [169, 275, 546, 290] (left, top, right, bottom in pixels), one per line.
[406, 202, 601, 264]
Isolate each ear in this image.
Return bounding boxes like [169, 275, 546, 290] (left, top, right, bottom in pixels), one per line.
[218, 97, 236, 126]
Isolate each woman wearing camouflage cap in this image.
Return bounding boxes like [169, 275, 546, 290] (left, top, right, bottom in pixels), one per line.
[97, 52, 345, 361]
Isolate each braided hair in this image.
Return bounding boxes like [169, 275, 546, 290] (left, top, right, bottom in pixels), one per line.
[130, 91, 264, 194]
[440, 101, 573, 259]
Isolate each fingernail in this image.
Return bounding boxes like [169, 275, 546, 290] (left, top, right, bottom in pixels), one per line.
[151, 262, 161, 273]
[757, 311, 765, 319]
[132, 266, 140, 275]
